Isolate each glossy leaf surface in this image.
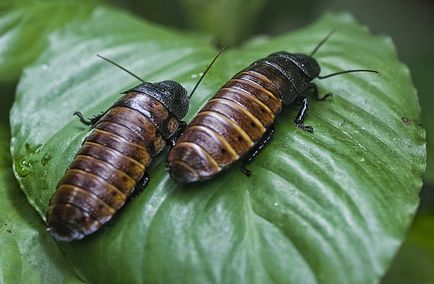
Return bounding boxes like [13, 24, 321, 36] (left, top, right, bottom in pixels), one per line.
[10, 9, 425, 284]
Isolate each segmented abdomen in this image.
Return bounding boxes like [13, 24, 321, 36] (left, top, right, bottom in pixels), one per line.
[47, 92, 180, 241]
[168, 62, 289, 183]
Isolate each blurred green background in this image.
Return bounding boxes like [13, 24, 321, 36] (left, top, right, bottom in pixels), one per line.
[113, 0, 434, 199]
[1, 0, 432, 282]
[95, 0, 434, 281]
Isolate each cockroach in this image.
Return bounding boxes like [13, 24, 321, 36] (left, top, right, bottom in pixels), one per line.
[46, 52, 221, 241]
[167, 31, 378, 183]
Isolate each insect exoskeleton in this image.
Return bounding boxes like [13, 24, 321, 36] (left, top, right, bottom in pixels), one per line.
[167, 32, 377, 183]
[46, 51, 222, 242]
[46, 79, 188, 242]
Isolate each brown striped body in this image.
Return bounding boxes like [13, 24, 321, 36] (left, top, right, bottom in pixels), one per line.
[47, 86, 185, 241]
[167, 51, 322, 183]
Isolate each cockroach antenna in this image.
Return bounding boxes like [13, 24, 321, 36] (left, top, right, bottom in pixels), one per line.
[97, 54, 145, 83]
[310, 30, 335, 56]
[189, 47, 225, 99]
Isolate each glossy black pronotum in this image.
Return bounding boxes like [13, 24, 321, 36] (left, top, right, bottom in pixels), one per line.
[168, 32, 378, 183]
[46, 51, 221, 241]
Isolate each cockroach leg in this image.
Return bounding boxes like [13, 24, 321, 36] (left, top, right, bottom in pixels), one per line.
[294, 96, 313, 132]
[240, 125, 275, 177]
[73, 111, 104, 127]
[129, 172, 150, 201]
[304, 83, 332, 101]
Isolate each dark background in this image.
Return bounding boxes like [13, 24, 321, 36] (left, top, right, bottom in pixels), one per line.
[1, 0, 432, 282]
[110, 0, 434, 281]
[112, 0, 434, 208]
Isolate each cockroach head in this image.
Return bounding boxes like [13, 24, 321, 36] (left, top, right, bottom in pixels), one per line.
[130, 81, 189, 119]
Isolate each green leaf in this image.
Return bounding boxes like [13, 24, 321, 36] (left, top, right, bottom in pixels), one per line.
[382, 213, 434, 283]
[0, 98, 81, 283]
[409, 57, 434, 183]
[10, 8, 426, 284]
[179, 0, 267, 46]
[0, 0, 97, 82]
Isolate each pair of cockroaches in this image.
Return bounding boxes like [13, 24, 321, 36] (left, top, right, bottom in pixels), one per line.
[46, 32, 377, 241]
